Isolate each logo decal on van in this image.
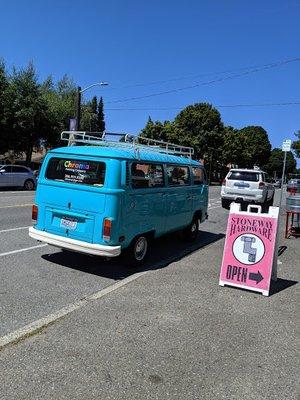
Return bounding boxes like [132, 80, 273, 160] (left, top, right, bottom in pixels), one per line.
[64, 161, 90, 170]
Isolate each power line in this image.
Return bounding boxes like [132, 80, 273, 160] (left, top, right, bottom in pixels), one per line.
[106, 101, 300, 111]
[107, 60, 287, 90]
[106, 57, 300, 104]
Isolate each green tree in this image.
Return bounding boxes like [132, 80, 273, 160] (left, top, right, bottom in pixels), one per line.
[140, 117, 173, 142]
[81, 96, 98, 132]
[171, 103, 224, 161]
[0, 60, 9, 154]
[237, 126, 271, 168]
[41, 74, 76, 146]
[6, 63, 54, 162]
[98, 97, 105, 133]
[221, 126, 243, 166]
[265, 148, 296, 177]
[292, 130, 300, 158]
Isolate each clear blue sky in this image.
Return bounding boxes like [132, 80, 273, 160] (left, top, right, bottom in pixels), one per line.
[0, 0, 299, 159]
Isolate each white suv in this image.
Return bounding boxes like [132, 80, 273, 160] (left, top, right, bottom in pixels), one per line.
[221, 168, 275, 211]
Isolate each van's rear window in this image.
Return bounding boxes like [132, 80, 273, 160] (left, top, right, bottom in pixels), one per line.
[228, 171, 259, 182]
[46, 158, 106, 186]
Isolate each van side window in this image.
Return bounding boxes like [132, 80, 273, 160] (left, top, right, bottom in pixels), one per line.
[131, 163, 164, 189]
[167, 165, 190, 186]
[192, 167, 204, 185]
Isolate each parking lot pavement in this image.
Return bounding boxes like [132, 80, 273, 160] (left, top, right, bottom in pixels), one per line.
[0, 187, 299, 399]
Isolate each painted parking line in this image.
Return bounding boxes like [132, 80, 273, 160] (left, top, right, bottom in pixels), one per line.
[0, 223, 223, 349]
[0, 244, 47, 258]
[0, 191, 35, 194]
[0, 204, 33, 209]
[0, 226, 31, 234]
[0, 270, 149, 349]
[0, 196, 34, 200]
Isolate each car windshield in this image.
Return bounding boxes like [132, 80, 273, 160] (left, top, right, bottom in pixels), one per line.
[228, 171, 259, 182]
[46, 158, 106, 186]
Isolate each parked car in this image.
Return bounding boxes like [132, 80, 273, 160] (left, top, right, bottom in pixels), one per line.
[0, 164, 36, 190]
[287, 179, 300, 193]
[29, 131, 209, 266]
[221, 168, 275, 211]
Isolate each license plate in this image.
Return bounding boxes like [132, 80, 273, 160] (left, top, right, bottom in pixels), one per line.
[234, 181, 249, 188]
[60, 217, 78, 230]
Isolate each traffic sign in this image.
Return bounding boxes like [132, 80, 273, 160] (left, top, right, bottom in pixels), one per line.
[219, 203, 279, 296]
[282, 139, 292, 152]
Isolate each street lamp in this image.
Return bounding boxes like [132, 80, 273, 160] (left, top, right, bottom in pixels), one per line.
[75, 82, 109, 130]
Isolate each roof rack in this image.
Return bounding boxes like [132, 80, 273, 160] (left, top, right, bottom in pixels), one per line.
[60, 131, 194, 159]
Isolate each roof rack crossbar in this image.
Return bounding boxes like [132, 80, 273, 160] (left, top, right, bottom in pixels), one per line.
[60, 131, 194, 158]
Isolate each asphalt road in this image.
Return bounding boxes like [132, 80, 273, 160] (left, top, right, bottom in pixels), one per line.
[0, 187, 298, 400]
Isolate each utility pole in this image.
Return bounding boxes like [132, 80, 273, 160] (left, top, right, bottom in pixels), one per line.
[74, 82, 108, 131]
[76, 86, 81, 130]
[279, 139, 292, 207]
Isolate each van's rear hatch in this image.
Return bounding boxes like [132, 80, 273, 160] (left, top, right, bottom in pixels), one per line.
[37, 156, 106, 243]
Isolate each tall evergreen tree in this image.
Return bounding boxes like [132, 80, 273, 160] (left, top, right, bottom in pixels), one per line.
[97, 97, 105, 133]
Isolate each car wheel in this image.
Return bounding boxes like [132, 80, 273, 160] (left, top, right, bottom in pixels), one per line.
[268, 194, 274, 207]
[221, 199, 230, 209]
[184, 216, 199, 242]
[124, 235, 150, 267]
[24, 179, 34, 190]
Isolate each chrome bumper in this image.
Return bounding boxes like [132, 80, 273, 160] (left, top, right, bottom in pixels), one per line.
[29, 227, 121, 257]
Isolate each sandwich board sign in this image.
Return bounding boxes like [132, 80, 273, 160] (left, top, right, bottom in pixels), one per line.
[219, 203, 279, 296]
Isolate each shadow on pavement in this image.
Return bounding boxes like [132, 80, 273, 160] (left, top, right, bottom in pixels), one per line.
[278, 245, 288, 257]
[270, 278, 298, 296]
[41, 230, 225, 280]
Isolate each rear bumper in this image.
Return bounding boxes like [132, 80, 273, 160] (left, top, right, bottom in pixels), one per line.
[29, 227, 121, 257]
[221, 193, 264, 203]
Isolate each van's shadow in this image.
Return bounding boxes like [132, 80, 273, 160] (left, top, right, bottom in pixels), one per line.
[41, 230, 224, 280]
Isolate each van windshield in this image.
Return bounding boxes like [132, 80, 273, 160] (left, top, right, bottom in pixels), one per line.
[46, 157, 106, 186]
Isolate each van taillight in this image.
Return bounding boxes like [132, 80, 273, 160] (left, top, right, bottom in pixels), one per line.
[259, 182, 265, 189]
[32, 205, 38, 220]
[222, 178, 227, 185]
[103, 218, 112, 242]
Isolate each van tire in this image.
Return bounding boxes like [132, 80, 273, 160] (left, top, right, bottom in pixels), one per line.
[24, 179, 35, 191]
[123, 234, 150, 267]
[184, 216, 199, 242]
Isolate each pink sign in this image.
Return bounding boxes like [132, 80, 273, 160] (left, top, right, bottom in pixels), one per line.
[219, 203, 279, 296]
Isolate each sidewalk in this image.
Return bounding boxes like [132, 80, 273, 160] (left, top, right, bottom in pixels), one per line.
[0, 227, 298, 400]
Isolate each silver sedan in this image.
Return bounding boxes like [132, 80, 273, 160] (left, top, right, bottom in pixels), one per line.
[0, 164, 36, 190]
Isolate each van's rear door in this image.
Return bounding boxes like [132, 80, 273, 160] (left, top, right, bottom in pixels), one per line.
[38, 156, 106, 243]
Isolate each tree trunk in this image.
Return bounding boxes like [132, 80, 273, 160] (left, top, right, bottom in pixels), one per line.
[26, 144, 33, 165]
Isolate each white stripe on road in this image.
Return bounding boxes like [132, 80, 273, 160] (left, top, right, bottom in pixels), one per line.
[0, 196, 34, 200]
[0, 204, 33, 209]
[0, 226, 31, 233]
[0, 270, 148, 349]
[0, 191, 35, 194]
[0, 244, 47, 258]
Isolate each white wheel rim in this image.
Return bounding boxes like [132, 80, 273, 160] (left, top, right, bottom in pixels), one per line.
[134, 237, 148, 261]
[191, 221, 198, 233]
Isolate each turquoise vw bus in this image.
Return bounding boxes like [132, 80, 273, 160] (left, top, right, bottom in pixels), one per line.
[29, 132, 208, 265]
